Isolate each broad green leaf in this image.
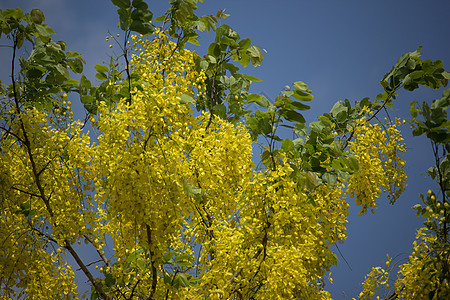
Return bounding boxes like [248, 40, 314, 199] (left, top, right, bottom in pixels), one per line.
[291, 101, 310, 111]
[180, 94, 195, 104]
[239, 53, 250, 68]
[104, 273, 115, 287]
[240, 74, 262, 82]
[348, 156, 359, 171]
[132, 0, 148, 10]
[247, 93, 269, 107]
[322, 172, 337, 185]
[80, 74, 92, 89]
[189, 35, 202, 47]
[129, 20, 153, 35]
[154, 15, 166, 22]
[306, 171, 320, 189]
[194, 20, 207, 32]
[238, 38, 251, 50]
[111, 0, 131, 9]
[222, 24, 240, 40]
[283, 110, 305, 123]
[247, 46, 263, 67]
[292, 90, 313, 101]
[27, 67, 44, 78]
[55, 64, 69, 80]
[294, 122, 307, 136]
[293, 81, 312, 93]
[118, 7, 132, 30]
[330, 101, 348, 122]
[30, 8, 45, 24]
[35, 24, 51, 43]
[431, 88, 449, 110]
[281, 139, 294, 151]
[131, 8, 153, 22]
[207, 42, 220, 58]
[95, 72, 107, 80]
[199, 59, 208, 70]
[68, 58, 83, 74]
[94, 64, 109, 73]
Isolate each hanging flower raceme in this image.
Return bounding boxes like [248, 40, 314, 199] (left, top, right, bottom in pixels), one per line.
[347, 115, 407, 215]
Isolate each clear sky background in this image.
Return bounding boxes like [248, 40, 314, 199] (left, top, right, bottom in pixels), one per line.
[1, 0, 449, 298]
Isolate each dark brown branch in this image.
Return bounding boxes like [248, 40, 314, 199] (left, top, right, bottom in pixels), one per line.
[123, 30, 132, 105]
[84, 235, 110, 268]
[11, 186, 41, 198]
[0, 125, 24, 143]
[146, 224, 158, 300]
[64, 241, 110, 300]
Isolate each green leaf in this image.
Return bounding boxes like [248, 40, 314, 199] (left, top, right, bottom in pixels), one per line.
[30, 9, 45, 24]
[291, 101, 310, 111]
[95, 72, 107, 81]
[240, 74, 262, 82]
[330, 101, 348, 122]
[68, 58, 83, 74]
[111, 0, 131, 9]
[306, 171, 320, 189]
[154, 15, 166, 22]
[35, 24, 51, 43]
[118, 7, 132, 30]
[222, 24, 240, 40]
[282, 110, 305, 123]
[183, 181, 202, 203]
[194, 20, 207, 32]
[55, 64, 69, 80]
[132, 0, 148, 10]
[131, 8, 153, 22]
[180, 94, 195, 104]
[207, 42, 220, 58]
[292, 90, 313, 101]
[322, 172, 337, 185]
[105, 273, 116, 287]
[80, 74, 92, 89]
[348, 156, 359, 171]
[27, 67, 44, 79]
[281, 139, 294, 151]
[246, 46, 263, 67]
[239, 53, 250, 68]
[294, 122, 307, 136]
[293, 81, 312, 93]
[238, 38, 251, 50]
[95, 64, 109, 73]
[175, 254, 192, 262]
[129, 20, 153, 35]
[247, 94, 270, 107]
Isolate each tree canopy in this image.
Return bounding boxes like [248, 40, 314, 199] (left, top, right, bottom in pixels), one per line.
[0, 1, 449, 299]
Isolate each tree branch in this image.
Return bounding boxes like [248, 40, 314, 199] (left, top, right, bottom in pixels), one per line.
[146, 224, 158, 300]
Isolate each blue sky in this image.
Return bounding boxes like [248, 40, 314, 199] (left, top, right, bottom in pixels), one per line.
[1, 0, 449, 298]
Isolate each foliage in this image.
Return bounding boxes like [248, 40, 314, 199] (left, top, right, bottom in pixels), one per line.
[0, 2, 448, 300]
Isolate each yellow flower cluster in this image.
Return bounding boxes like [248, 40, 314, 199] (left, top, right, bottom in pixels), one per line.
[90, 31, 256, 297]
[393, 227, 449, 299]
[356, 226, 449, 300]
[191, 157, 348, 299]
[0, 29, 416, 299]
[347, 117, 407, 215]
[355, 266, 389, 300]
[0, 100, 93, 298]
